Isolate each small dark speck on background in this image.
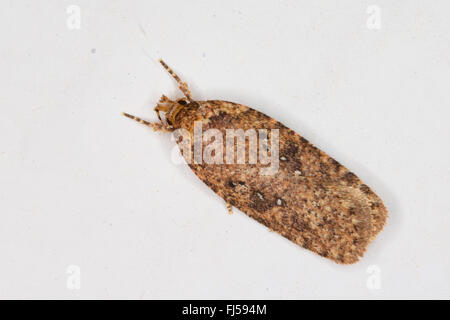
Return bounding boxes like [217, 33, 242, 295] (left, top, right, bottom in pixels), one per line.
[91, 48, 96, 54]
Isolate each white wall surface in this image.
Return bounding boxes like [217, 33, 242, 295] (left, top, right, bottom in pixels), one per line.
[0, 0, 449, 299]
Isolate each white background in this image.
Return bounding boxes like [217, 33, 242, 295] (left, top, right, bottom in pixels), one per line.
[0, 0, 449, 299]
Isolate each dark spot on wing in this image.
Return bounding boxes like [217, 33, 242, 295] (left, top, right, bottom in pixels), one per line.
[359, 184, 371, 194]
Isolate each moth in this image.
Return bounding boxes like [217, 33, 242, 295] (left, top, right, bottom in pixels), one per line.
[123, 59, 387, 264]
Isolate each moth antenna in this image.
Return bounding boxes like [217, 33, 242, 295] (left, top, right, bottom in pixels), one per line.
[158, 58, 193, 101]
[122, 112, 171, 132]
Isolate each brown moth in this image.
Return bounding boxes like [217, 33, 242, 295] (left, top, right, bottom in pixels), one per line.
[123, 59, 387, 264]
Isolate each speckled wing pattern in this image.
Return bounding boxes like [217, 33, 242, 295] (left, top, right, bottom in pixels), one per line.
[175, 100, 387, 264]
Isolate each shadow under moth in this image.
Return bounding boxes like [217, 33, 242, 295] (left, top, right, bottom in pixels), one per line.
[123, 59, 387, 264]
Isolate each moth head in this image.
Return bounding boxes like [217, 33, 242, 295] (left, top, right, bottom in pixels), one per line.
[154, 96, 190, 128]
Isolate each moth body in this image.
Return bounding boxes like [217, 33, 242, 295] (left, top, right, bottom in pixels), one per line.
[123, 59, 387, 264]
